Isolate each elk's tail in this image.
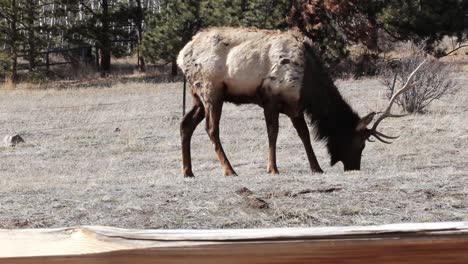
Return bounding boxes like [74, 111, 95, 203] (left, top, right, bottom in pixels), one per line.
[177, 40, 194, 76]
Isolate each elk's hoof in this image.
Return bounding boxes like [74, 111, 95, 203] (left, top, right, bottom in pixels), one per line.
[183, 170, 195, 178]
[267, 168, 280, 175]
[224, 171, 237, 177]
[311, 168, 324, 174]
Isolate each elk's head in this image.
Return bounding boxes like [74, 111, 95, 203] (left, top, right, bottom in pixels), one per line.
[331, 59, 427, 171]
[330, 111, 400, 171]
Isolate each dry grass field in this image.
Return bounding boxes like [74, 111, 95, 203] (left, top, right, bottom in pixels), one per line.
[0, 74, 466, 229]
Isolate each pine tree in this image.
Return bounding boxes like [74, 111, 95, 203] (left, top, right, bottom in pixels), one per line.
[0, 0, 72, 85]
[134, 0, 146, 72]
[0, 0, 25, 85]
[65, 0, 111, 76]
[142, 0, 202, 76]
[240, 0, 290, 29]
[0, 51, 9, 78]
[288, 0, 379, 68]
[142, 0, 291, 75]
[377, 0, 466, 54]
[199, 0, 248, 27]
[64, 0, 137, 76]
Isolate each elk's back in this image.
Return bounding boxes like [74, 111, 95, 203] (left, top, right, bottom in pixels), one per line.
[177, 27, 304, 102]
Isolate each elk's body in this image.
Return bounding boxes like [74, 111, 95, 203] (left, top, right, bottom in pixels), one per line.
[178, 27, 422, 177]
[178, 28, 304, 105]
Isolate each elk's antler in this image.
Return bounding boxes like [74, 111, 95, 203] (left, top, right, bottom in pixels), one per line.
[370, 59, 427, 144]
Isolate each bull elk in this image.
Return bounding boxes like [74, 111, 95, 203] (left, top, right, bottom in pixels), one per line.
[177, 27, 425, 177]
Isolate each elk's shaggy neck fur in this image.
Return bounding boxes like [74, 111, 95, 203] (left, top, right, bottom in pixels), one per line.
[300, 43, 360, 164]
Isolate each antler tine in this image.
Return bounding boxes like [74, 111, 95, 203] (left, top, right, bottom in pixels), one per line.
[371, 59, 427, 133]
[374, 130, 399, 139]
[372, 134, 393, 144]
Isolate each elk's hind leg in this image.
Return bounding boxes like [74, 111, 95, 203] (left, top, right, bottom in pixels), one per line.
[204, 99, 237, 176]
[180, 96, 205, 177]
[290, 114, 323, 173]
[264, 105, 280, 174]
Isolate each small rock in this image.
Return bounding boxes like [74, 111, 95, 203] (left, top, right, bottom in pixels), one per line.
[236, 187, 254, 196]
[246, 196, 269, 209]
[235, 187, 269, 210]
[114, 127, 121, 133]
[4, 134, 25, 147]
[101, 195, 114, 202]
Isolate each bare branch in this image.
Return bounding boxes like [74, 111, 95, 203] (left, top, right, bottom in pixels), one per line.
[437, 43, 468, 58]
[80, 0, 97, 16]
[369, 59, 427, 142]
[371, 59, 427, 132]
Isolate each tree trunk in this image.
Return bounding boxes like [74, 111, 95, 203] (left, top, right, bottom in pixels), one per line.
[100, 0, 111, 77]
[6, 0, 19, 87]
[100, 48, 111, 77]
[367, 1, 379, 51]
[95, 46, 100, 69]
[171, 58, 178, 76]
[136, 0, 146, 72]
[5, 53, 18, 88]
[26, 3, 36, 71]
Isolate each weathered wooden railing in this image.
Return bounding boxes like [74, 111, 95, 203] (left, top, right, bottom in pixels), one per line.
[1, 222, 467, 264]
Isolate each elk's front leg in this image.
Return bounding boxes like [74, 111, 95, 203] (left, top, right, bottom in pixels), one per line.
[205, 102, 237, 176]
[290, 114, 323, 173]
[264, 107, 279, 174]
[180, 99, 205, 177]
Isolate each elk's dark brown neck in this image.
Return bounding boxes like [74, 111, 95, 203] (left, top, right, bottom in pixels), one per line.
[300, 43, 360, 160]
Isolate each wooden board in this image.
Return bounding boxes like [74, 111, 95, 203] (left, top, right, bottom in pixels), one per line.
[1, 222, 468, 264]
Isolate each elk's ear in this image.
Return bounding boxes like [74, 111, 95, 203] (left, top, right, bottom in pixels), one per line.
[356, 112, 376, 131]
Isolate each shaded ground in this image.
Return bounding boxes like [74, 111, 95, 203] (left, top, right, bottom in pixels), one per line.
[0, 76, 466, 229]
